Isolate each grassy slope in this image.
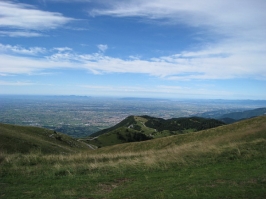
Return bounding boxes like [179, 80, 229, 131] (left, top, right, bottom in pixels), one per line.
[0, 123, 89, 154]
[96, 115, 266, 153]
[86, 116, 224, 147]
[0, 116, 266, 198]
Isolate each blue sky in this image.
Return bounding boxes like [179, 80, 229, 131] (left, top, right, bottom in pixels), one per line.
[0, 0, 266, 99]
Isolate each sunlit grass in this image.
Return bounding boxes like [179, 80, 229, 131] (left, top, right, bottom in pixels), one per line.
[1, 116, 266, 199]
[2, 132, 265, 175]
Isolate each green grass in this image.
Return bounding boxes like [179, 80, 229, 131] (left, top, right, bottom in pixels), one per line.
[85, 126, 151, 148]
[0, 116, 266, 198]
[0, 123, 89, 154]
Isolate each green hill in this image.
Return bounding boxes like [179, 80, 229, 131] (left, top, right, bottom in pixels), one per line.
[0, 123, 90, 154]
[0, 116, 265, 199]
[96, 115, 266, 153]
[85, 115, 224, 147]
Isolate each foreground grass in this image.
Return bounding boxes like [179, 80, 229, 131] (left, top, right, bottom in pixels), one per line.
[1, 151, 265, 199]
[1, 116, 266, 198]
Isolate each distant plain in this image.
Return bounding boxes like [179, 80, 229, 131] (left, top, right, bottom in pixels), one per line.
[1, 95, 266, 137]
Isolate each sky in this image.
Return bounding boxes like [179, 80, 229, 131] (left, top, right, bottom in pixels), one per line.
[0, 0, 266, 99]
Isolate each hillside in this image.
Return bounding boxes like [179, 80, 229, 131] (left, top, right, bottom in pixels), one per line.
[96, 115, 266, 153]
[85, 115, 224, 147]
[195, 107, 266, 124]
[1, 116, 265, 199]
[0, 123, 90, 154]
[219, 107, 266, 122]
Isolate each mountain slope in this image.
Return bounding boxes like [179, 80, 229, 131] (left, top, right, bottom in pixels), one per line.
[0, 123, 90, 154]
[86, 115, 224, 147]
[219, 107, 266, 122]
[95, 115, 266, 153]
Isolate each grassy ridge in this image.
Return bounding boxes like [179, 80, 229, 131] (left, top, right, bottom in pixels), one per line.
[0, 123, 89, 154]
[86, 115, 224, 147]
[95, 115, 266, 153]
[0, 116, 266, 198]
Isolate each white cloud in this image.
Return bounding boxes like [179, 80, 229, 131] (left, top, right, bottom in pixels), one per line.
[0, 31, 44, 37]
[0, 53, 74, 74]
[89, 0, 265, 27]
[89, 0, 266, 46]
[1, 0, 264, 81]
[87, 0, 266, 80]
[53, 47, 73, 52]
[1, 43, 265, 80]
[47, 0, 92, 2]
[0, 80, 34, 86]
[97, 44, 108, 52]
[0, 1, 73, 36]
[0, 44, 46, 55]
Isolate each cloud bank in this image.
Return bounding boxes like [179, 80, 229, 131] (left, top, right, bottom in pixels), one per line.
[0, 1, 73, 37]
[0, 42, 265, 80]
